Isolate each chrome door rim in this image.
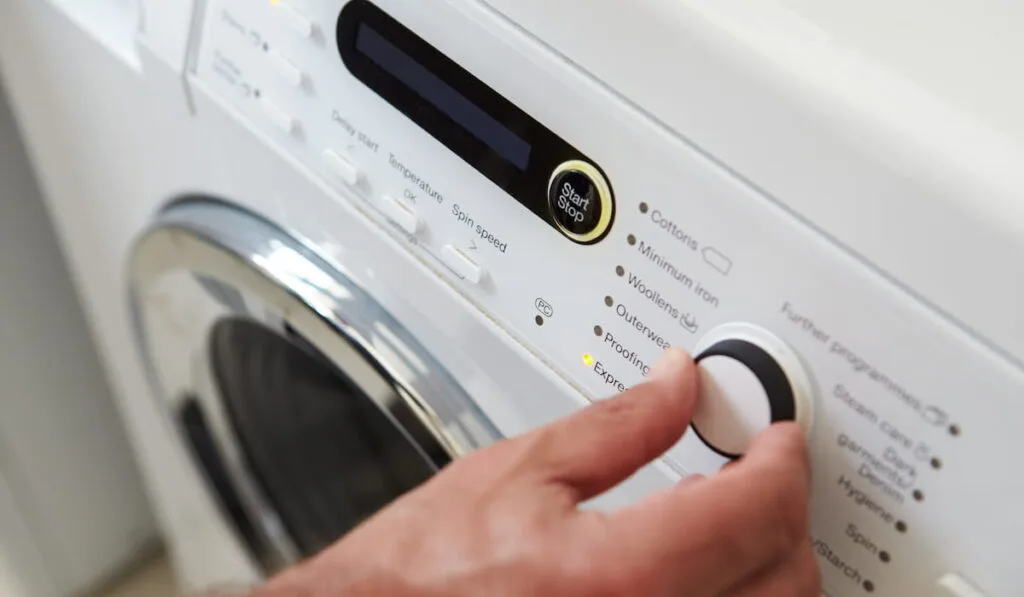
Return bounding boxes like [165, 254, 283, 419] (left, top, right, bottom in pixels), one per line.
[128, 196, 501, 572]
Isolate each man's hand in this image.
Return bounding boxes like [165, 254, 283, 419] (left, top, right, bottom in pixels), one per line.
[253, 348, 819, 596]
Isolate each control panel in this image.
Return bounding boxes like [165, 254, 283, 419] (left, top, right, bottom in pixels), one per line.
[190, 1, 1022, 595]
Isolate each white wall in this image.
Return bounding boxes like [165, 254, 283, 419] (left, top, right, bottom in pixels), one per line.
[0, 79, 159, 596]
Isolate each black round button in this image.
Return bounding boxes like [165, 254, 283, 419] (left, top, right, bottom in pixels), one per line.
[547, 160, 614, 244]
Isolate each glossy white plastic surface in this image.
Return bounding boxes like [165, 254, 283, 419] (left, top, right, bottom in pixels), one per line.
[936, 574, 987, 597]
[0, 3, 678, 592]
[0, 71, 156, 595]
[257, 96, 295, 133]
[441, 245, 484, 285]
[183, 1, 1024, 594]
[4, 0, 1023, 595]
[268, 51, 303, 87]
[480, 0, 1024, 364]
[275, 2, 314, 39]
[378, 195, 419, 235]
[322, 149, 362, 186]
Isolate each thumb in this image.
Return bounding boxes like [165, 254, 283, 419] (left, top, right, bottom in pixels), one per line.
[523, 348, 698, 503]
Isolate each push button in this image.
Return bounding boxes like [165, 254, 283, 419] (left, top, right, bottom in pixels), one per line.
[269, 51, 304, 87]
[322, 150, 362, 186]
[378, 195, 419, 235]
[441, 245, 484, 284]
[259, 97, 296, 134]
[936, 574, 986, 597]
[547, 160, 614, 244]
[275, 3, 315, 39]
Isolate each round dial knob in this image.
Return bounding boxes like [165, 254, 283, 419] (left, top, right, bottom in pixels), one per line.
[691, 324, 814, 459]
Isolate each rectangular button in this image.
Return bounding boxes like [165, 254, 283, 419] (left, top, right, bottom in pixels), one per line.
[322, 150, 362, 185]
[378, 195, 419, 234]
[441, 245, 484, 284]
[937, 574, 986, 597]
[269, 51, 304, 87]
[258, 97, 296, 133]
[277, 3, 314, 38]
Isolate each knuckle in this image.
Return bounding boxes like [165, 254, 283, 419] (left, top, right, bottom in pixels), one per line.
[521, 424, 562, 465]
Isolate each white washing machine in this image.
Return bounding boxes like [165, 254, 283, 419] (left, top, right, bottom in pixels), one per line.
[0, 75, 156, 597]
[1, 1, 1023, 597]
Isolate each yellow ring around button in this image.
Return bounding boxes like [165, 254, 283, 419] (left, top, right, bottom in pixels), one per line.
[548, 160, 614, 244]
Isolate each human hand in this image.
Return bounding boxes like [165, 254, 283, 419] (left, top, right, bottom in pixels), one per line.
[253, 348, 819, 597]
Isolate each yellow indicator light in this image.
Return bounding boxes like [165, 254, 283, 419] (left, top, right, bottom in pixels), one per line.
[582, 353, 595, 367]
[270, 0, 280, 5]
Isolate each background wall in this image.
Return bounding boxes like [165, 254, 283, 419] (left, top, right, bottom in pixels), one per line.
[0, 79, 158, 596]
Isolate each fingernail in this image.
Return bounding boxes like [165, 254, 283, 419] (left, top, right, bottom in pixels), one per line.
[650, 347, 690, 380]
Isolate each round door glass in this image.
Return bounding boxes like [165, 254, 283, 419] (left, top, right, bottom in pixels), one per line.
[209, 317, 435, 557]
[129, 198, 500, 573]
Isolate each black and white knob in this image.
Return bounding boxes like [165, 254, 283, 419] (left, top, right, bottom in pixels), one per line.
[691, 324, 814, 459]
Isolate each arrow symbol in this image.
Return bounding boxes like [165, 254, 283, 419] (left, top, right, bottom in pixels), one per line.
[468, 239, 478, 250]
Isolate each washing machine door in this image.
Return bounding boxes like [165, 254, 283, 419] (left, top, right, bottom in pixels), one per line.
[129, 197, 501, 574]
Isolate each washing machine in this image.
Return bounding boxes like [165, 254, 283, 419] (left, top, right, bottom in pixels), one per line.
[2, 1, 1023, 597]
[0, 75, 156, 597]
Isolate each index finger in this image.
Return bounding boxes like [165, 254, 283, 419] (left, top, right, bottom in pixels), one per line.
[512, 348, 698, 503]
[606, 423, 812, 597]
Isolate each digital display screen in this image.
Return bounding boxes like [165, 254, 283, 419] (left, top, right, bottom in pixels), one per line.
[338, 0, 612, 244]
[354, 23, 532, 171]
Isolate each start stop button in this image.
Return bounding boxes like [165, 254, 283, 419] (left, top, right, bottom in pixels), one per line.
[547, 160, 614, 244]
